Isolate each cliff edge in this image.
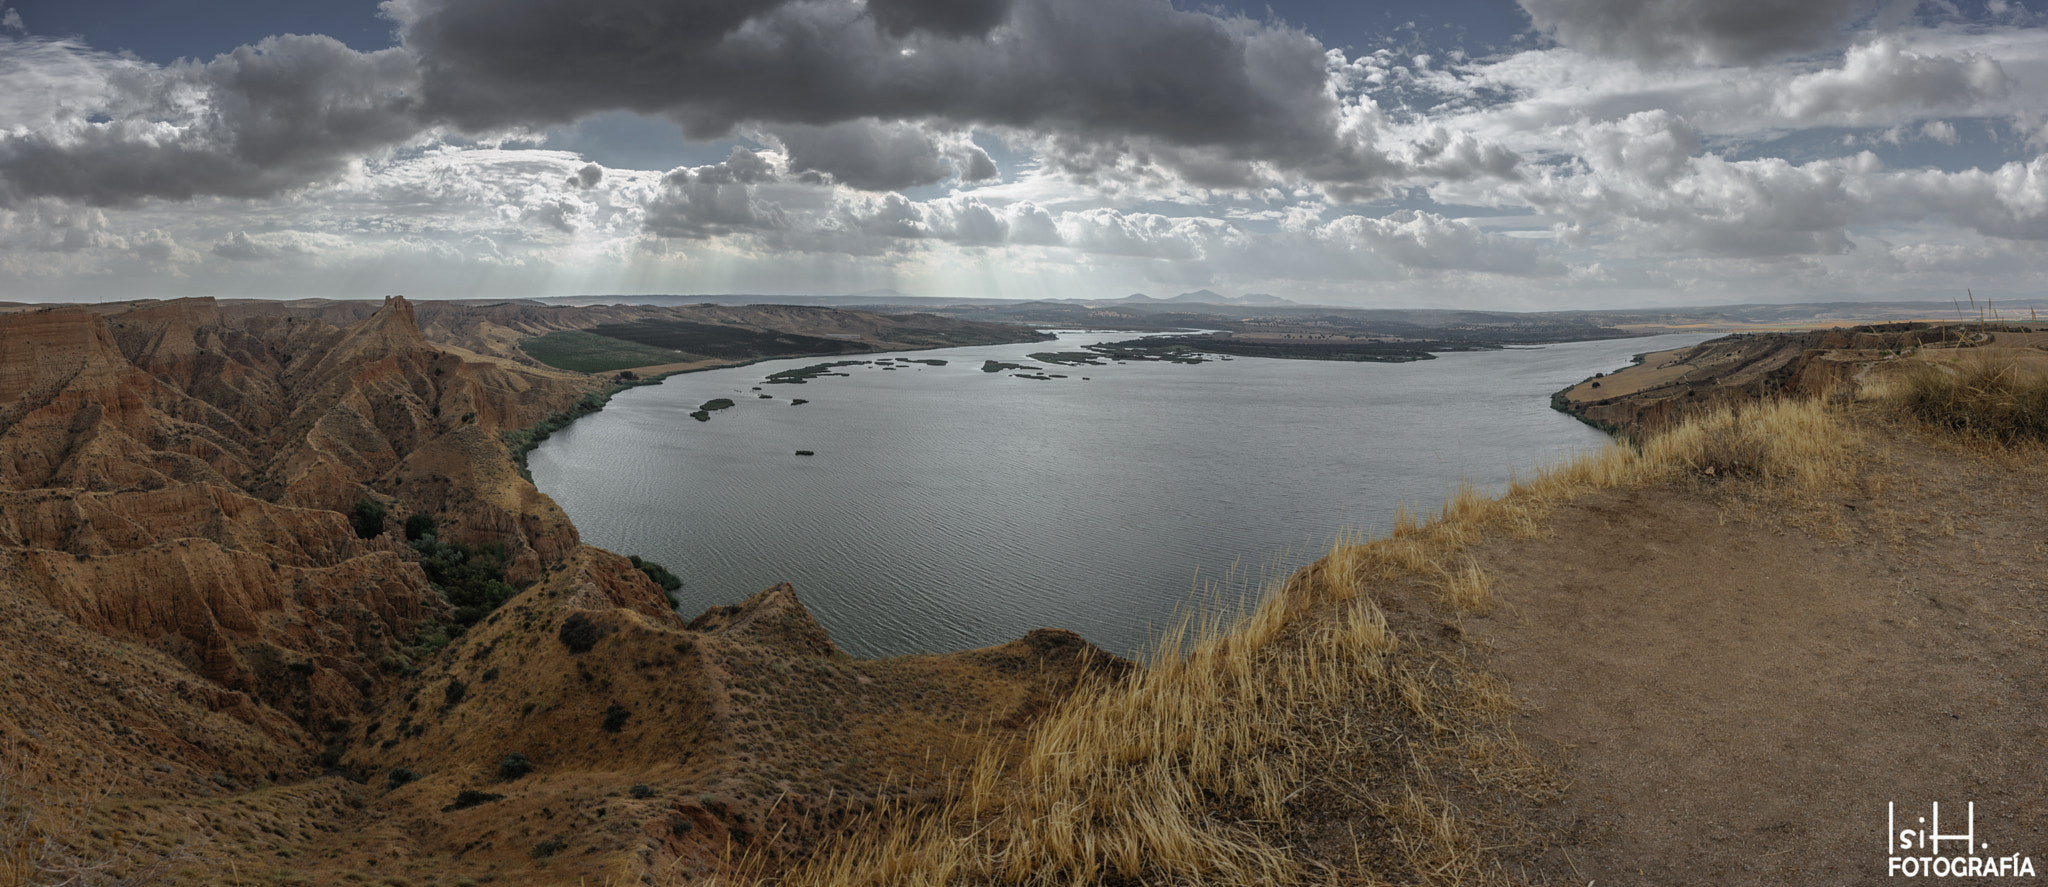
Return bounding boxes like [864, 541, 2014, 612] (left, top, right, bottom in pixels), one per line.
[0, 296, 1127, 886]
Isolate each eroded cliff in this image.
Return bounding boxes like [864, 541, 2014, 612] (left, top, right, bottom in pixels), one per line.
[0, 295, 1123, 885]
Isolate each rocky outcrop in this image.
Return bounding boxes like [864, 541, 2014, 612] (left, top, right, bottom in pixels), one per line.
[0, 308, 252, 491]
[343, 575, 1128, 884]
[0, 296, 600, 774]
[685, 581, 840, 658]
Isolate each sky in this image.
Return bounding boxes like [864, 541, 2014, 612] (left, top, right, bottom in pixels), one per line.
[0, 0, 2043, 308]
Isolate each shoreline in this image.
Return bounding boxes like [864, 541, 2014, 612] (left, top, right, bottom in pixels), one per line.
[503, 334, 1053, 478]
[525, 331, 1682, 661]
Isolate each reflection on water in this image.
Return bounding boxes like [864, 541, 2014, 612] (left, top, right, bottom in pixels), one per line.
[529, 331, 1711, 658]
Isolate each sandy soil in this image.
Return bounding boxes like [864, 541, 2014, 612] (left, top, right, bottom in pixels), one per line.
[1468, 417, 2048, 884]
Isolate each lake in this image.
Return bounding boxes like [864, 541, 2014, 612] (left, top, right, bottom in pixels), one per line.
[528, 330, 1712, 658]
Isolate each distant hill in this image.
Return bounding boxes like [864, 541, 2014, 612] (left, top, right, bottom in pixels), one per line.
[1114, 290, 1298, 307]
[1165, 290, 1296, 306]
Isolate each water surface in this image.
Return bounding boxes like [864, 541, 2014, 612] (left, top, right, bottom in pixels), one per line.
[530, 331, 1711, 657]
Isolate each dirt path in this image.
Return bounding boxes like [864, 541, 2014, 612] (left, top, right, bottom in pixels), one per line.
[1469, 422, 2048, 884]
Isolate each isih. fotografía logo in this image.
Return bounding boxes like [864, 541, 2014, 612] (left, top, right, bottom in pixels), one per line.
[1890, 802, 2036, 878]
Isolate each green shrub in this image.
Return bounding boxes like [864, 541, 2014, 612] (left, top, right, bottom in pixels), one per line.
[350, 500, 387, 539]
[387, 767, 418, 789]
[629, 783, 654, 799]
[601, 704, 630, 733]
[559, 613, 602, 653]
[444, 790, 503, 811]
[409, 532, 517, 625]
[403, 513, 437, 542]
[498, 753, 534, 780]
[530, 836, 568, 859]
[627, 555, 683, 593]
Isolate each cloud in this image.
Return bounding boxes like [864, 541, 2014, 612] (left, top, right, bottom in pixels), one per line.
[1516, 112, 2048, 259]
[214, 231, 301, 260]
[642, 149, 791, 239]
[1573, 109, 1703, 183]
[1323, 211, 1566, 276]
[1518, 0, 1912, 66]
[1868, 154, 2048, 240]
[0, 0, 1524, 210]
[826, 193, 1025, 245]
[1774, 37, 2008, 122]
[383, 0, 1459, 194]
[866, 0, 1013, 38]
[3, 0, 2042, 306]
[126, 229, 200, 264]
[0, 200, 120, 252]
[769, 119, 996, 191]
[3, 8, 23, 32]
[0, 37, 148, 131]
[0, 34, 426, 206]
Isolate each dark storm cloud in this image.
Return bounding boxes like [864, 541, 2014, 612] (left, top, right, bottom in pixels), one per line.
[772, 119, 997, 191]
[0, 34, 422, 206]
[867, 0, 1013, 38]
[385, 0, 1406, 190]
[0, 0, 1493, 207]
[1519, 0, 1914, 66]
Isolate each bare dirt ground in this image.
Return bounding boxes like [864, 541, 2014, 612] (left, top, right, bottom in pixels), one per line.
[1469, 412, 2048, 885]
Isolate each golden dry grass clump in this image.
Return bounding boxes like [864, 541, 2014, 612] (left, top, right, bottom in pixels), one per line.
[1638, 396, 1861, 492]
[740, 395, 1866, 887]
[1891, 350, 2048, 444]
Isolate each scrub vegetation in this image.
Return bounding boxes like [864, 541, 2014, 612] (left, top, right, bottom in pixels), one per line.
[1893, 350, 2048, 444]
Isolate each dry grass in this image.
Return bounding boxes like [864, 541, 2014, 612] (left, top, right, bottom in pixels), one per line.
[1638, 397, 1860, 492]
[670, 396, 1862, 887]
[1891, 350, 2048, 444]
[2, 745, 189, 887]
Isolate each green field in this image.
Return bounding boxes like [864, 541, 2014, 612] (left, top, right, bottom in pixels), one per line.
[518, 329, 694, 373]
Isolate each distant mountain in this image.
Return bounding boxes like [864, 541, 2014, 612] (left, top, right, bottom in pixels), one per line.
[1144, 290, 1296, 306]
[538, 292, 991, 310]
[1117, 293, 1160, 302]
